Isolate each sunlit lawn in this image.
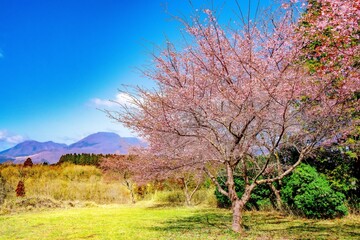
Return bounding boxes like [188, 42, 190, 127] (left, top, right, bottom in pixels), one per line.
[0, 204, 359, 240]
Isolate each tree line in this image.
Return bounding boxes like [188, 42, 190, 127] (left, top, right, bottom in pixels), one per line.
[58, 153, 114, 166]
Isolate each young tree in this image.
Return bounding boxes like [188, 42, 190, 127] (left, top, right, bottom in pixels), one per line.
[16, 180, 25, 197]
[101, 152, 205, 206]
[130, 150, 205, 206]
[100, 155, 137, 204]
[107, 3, 359, 232]
[23, 157, 33, 167]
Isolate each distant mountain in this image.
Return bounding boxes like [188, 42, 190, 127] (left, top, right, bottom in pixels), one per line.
[69, 132, 121, 150]
[0, 132, 145, 164]
[0, 156, 14, 164]
[67, 132, 143, 154]
[0, 141, 67, 157]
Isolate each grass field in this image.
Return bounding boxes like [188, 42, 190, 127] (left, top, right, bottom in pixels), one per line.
[0, 204, 359, 240]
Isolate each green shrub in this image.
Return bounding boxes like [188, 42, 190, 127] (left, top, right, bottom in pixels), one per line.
[281, 164, 348, 219]
[310, 147, 359, 213]
[214, 176, 272, 210]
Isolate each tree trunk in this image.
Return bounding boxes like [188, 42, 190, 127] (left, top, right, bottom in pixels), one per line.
[184, 193, 191, 206]
[269, 183, 283, 211]
[231, 183, 256, 233]
[124, 178, 136, 204]
[231, 199, 245, 233]
[181, 177, 202, 206]
[181, 178, 191, 206]
[130, 188, 136, 204]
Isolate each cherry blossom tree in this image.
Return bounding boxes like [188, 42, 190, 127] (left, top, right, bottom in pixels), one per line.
[101, 151, 205, 206]
[100, 155, 137, 203]
[107, 3, 359, 233]
[298, 0, 359, 77]
[298, 0, 360, 143]
[132, 148, 206, 206]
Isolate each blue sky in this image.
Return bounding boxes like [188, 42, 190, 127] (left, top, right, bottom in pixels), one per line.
[0, 0, 272, 150]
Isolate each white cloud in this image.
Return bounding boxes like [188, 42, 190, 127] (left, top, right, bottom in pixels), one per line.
[0, 130, 25, 144]
[115, 93, 135, 105]
[6, 135, 25, 144]
[91, 98, 116, 107]
[91, 93, 136, 108]
[0, 130, 26, 150]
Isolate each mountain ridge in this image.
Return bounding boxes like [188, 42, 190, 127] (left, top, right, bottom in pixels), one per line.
[0, 132, 144, 164]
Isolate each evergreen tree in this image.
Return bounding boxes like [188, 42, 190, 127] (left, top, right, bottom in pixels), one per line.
[23, 158, 33, 167]
[16, 180, 25, 197]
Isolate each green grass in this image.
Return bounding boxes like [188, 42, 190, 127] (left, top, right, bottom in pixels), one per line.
[0, 204, 359, 240]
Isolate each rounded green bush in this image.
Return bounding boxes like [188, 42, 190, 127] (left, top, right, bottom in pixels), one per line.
[281, 164, 348, 218]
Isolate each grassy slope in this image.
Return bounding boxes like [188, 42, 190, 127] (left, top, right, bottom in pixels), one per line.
[0, 205, 359, 240]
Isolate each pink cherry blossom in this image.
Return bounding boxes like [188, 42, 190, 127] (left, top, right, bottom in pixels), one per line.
[106, 1, 359, 233]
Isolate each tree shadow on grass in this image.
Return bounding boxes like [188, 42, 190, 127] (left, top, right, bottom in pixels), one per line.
[244, 212, 360, 239]
[284, 223, 360, 239]
[149, 209, 236, 237]
[145, 203, 184, 209]
[150, 209, 360, 239]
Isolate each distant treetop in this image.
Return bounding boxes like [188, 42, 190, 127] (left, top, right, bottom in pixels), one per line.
[23, 158, 33, 167]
